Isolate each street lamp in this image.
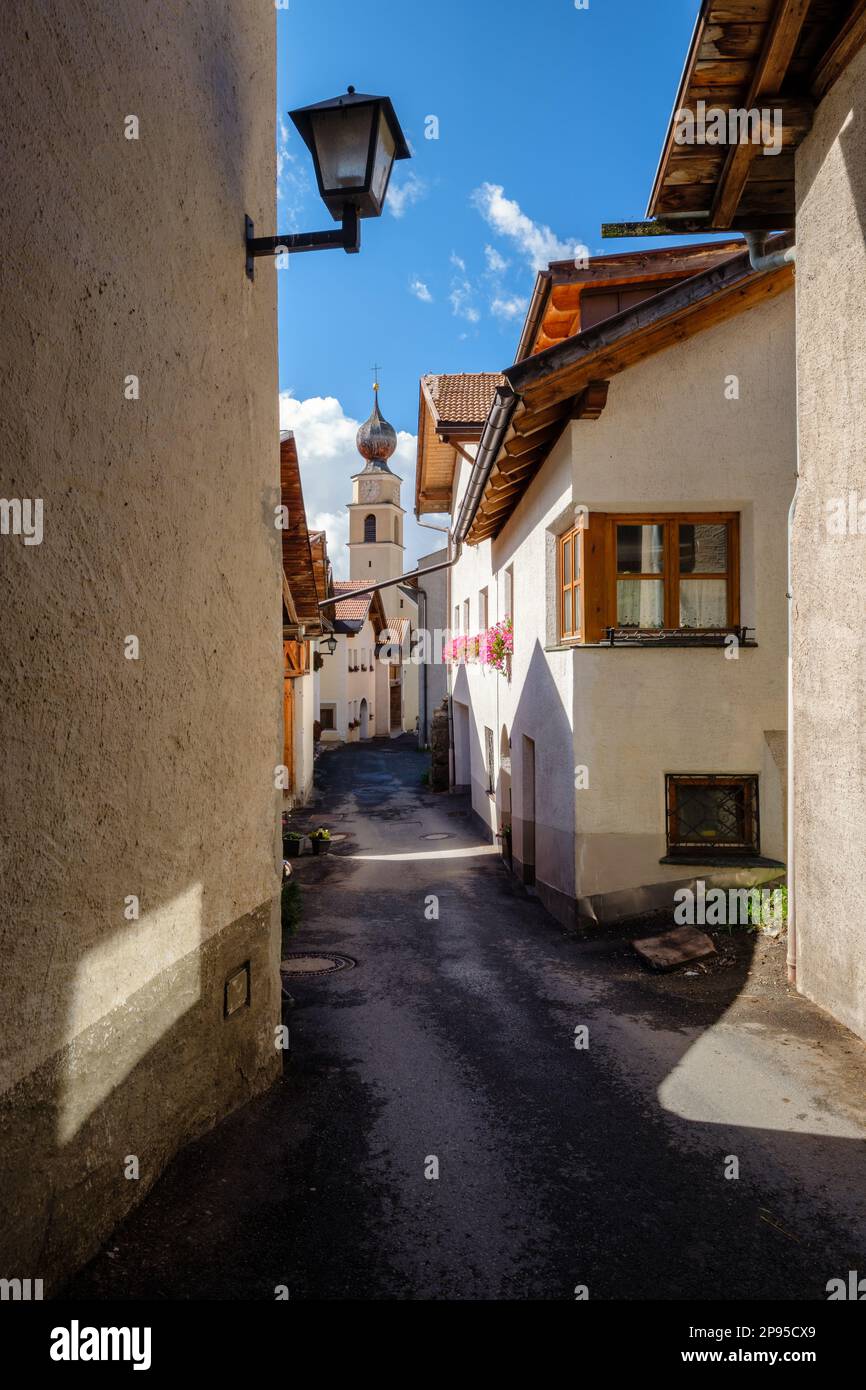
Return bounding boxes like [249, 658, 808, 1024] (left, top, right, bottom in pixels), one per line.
[319, 635, 338, 657]
[246, 87, 411, 279]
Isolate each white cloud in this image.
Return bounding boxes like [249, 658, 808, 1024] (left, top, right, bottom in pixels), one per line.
[386, 170, 427, 219]
[491, 295, 528, 321]
[485, 245, 509, 274]
[279, 393, 424, 579]
[471, 182, 589, 273]
[409, 277, 433, 303]
[450, 252, 466, 272]
[449, 279, 480, 324]
[276, 116, 311, 229]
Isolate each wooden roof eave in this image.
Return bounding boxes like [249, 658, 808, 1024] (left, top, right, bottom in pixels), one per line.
[646, 0, 866, 232]
[646, 1, 709, 220]
[466, 247, 794, 545]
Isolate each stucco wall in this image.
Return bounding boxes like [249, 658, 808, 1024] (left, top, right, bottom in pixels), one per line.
[0, 0, 280, 1287]
[418, 546, 449, 744]
[319, 635, 351, 739]
[566, 292, 795, 913]
[450, 448, 578, 919]
[449, 290, 795, 925]
[292, 668, 316, 804]
[793, 42, 866, 1041]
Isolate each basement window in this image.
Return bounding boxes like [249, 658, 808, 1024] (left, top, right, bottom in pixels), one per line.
[665, 774, 759, 859]
[321, 706, 336, 731]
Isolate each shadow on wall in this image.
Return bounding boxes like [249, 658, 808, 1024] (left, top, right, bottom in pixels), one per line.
[58, 740, 866, 1300]
[0, 0, 282, 1292]
[451, 639, 576, 916]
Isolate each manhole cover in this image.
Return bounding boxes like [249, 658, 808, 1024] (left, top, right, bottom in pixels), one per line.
[280, 953, 356, 977]
[421, 833, 454, 841]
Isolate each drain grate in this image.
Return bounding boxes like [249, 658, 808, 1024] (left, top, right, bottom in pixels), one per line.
[280, 952, 357, 977]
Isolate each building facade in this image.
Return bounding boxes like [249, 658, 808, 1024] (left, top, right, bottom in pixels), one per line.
[317, 388, 419, 738]
[647, 0, 866, 1040]
[419, 245, 795, 926]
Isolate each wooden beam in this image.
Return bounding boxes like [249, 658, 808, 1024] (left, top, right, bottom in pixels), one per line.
[812, 0, 866, 100]
[712, 0, 812, 228]
[503, 424, 562, 459]
[452, 441, 476, 465]
[282, 573, 299, 625]
[492, 458, 540, 485]
[571, 380, 610, 420]
[512, 401, 569, 436]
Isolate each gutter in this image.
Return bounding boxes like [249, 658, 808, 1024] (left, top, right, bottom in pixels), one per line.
[745, 231, 797, 273]
[316, 555, 457, 609]
[514, 271, 552, 363]
[786, 283, 801, 987]
[454, 385, 519, 543]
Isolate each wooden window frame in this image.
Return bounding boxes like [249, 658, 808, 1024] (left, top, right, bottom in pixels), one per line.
[558, 522, 584, 644]
[320, 705, 336, 731]
[607, 513, 740, 634]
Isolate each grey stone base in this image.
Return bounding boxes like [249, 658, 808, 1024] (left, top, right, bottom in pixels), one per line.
[0, 898, 281, 1293]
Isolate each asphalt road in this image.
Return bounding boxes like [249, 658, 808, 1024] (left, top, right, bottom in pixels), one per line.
[65, 737, 866, 1301]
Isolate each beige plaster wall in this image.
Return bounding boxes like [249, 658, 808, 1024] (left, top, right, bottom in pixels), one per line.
[568, 292, 795, 910]
[449, 290, 795, 925]
[0, 0, 281, 1286]
[793, 42, 866, 1041]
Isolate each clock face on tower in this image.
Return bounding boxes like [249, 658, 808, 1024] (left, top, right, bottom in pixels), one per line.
[359, 478, 379, 503]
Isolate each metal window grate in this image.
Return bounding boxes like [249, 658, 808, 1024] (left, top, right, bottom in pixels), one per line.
[666, 774, 759, 856]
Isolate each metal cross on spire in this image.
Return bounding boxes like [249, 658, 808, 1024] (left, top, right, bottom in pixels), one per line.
[371, 364, 382, 393]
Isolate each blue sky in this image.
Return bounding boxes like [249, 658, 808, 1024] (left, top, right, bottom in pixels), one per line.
[276, 0, 703, 571]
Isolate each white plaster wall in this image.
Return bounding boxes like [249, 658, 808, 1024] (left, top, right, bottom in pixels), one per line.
[292, 669, 315, 804]
[793, 43, 866, 1041]
[318, 637, 349, 740]
[418, 546, 449, 743]
[449, 291, 794, 923]
[565, 292, 795, 908]
[450, 448, 577, 914]
[347, 619, 378, 736]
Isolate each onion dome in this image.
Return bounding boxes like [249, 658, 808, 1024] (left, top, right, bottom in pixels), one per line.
[356, 386, 397, 471]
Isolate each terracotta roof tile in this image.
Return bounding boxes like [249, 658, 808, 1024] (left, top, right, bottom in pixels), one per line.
[423, 373, 504, 426]
[332, 579, 374, 623]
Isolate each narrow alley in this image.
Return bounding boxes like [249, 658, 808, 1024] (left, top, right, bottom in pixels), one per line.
[65, 739, 866, 1303]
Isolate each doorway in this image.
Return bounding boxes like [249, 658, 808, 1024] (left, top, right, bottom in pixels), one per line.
[522, 735, 536, 886]
[499, 727, 512, 867]
[359, 699, 369, 740]
[453, 700, 470, 790]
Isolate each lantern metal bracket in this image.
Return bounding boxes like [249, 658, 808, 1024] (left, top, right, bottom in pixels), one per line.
[245, 206, 360, 280]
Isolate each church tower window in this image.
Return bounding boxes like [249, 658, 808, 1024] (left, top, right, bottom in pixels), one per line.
[364, 514, 377, 543]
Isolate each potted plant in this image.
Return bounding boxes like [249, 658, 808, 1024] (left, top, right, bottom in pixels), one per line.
[283, 831, 302, 858]
[310, 828, 331, 856]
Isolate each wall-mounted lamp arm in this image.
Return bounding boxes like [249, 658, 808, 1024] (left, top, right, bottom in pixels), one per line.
[245, 207, 360, 279]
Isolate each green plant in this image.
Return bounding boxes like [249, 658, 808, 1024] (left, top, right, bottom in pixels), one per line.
[746, 884, 788, 930]
[283, 831, 302, 842]
[310, 827, 331, 841]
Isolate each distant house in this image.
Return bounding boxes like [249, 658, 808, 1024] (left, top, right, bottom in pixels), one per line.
[318, 581, 389, 742]
[280, 433, 329, 805]
[417, 242, 796, 925]
[646, 1, 866, 1040]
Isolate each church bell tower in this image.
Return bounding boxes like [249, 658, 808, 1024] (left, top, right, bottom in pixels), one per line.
[349, 385, 406, 612]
